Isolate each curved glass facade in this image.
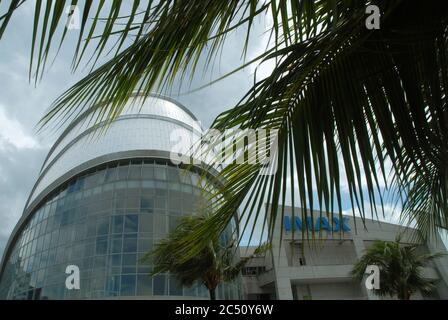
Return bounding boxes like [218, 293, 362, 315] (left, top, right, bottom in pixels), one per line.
[0, 159, 240, 300]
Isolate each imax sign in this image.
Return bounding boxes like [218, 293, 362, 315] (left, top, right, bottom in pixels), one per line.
[284, 216, 351, 232]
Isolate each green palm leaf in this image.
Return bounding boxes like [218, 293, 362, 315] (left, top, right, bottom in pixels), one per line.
[1, 0, 447, 259]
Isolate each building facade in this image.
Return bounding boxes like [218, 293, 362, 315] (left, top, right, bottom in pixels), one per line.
[0, 94, 240, 300]
[241, 205, 448, 300]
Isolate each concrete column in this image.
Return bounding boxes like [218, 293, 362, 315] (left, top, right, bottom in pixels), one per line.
[426, 232, 448, 299]
[275, 277, 294, 300]
[270, 243, 294, 300]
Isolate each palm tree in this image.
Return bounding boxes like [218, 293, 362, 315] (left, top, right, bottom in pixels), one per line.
[144, 213, 269, 300]
[1, 1, 448, 254]
[351, 237, 444, 300]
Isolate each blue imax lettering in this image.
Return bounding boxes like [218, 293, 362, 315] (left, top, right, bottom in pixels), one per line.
[284, 216, 351, 232]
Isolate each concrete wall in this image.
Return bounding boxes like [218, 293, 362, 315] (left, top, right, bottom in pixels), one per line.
[241, 205, 448, 300]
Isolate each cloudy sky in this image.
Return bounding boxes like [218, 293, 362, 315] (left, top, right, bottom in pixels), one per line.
[0, 1, 277, 257]
[0, 1, 446, 258]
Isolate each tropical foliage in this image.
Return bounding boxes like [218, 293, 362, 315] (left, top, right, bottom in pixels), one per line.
[351, 237, 444, 300]
[1, 1, 448, 257]
[144, 213, 269, 300]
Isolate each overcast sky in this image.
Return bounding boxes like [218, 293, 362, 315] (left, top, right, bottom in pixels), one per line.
[0, 1, 446, 258]
[0, 1, 277, 257]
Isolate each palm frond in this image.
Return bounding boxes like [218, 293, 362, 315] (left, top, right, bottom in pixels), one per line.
[175, 0, 448, 259]
[1, 0, 448, 257]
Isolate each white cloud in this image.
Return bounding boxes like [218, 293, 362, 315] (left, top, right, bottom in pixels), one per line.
[0, 105, 40, 150]
[247, 8, 276, 81]
[342, 202, 403, 226]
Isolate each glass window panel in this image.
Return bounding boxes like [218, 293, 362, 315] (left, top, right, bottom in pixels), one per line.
[110, 235, 123, 254]
[167, 168, 180, 182]
[180, 171, 192, 184]
[138, 238, 152, 253]
[169, 276, 183, 296]
[184, 283, 198, 297]
[169, 182, 181, 192]
[112, 215, 123, 234]
[96, 199, 113, 213]
[142, 180, 155, 189]
[105, 166, 118, 182]
[122, 253, 136, 266]
[127, 181, 140, 189]
[87, 218, 97, 237]
[155, 198, 166, 210]
[153, 275, 166, 295]
[110, 254, 122, 267]
[124, 215, 138, 233]
[126, 188, 140, 198]
[96, 169, 106, 184]
[84, 173, 99, 189]
[118, 164, 129, 180]
[85, 241, 95, 257]
[155, 183, 167, 196]
[137, 275, 152, 296]
[106, 275, 120, 296]
[169, 216, 180, 232]
[142, 165, 154, 179]
[129, 165, 142, 180]
[154, 166, 166, 180]
[96, 217, 109, 235]
[140, 196, 153, 213]
[139, 215, 153, 233]
[122, 265, 136, 274]
[74, 223, 87, 241]
[153, 214, 166, 236]
[94, 255, 107, 269]
[114, 181, 127, 190]
[120, 275, 136, 296]
[114, 192, 127, 209]
[126, 196, 140, 209]
[182, 184, 193, 194]
[168, 199, 182, 212]
[95, 236, 108, 255]
[123, 234, 137, 253]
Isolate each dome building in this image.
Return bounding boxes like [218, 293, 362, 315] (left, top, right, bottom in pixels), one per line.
[0, 94, 240, 300]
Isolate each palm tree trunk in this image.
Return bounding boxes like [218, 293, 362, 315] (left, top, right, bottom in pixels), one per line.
[398, 289, 411, 300]
[209, 288, 216, 300]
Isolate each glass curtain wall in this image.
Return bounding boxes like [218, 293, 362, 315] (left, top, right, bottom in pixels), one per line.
[0, 159, 240, 300]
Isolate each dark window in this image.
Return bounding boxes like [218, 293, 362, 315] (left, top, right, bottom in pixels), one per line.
[169, 276, 183, 296]
[140, 196, 153, 213]
[123, 234, 137, 253]
[137, 275, 152, 296]
[124, 215, 138, 233]
[153, 275, 166, 295]
[112, 215, 123, 234]
[120, 275, 136, 296]
[106, 275, 120, 296]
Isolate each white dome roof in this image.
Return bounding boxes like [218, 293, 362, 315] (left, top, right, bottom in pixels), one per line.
[26, 94, 204, 209]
